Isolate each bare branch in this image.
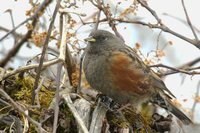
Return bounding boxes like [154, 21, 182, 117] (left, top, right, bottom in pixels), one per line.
[163, 13, 200, 33]
[150, 63, 200, 76]
[32, 0, 61, 105]
[59, 13, 76, 86]
[0, 19, 37, 67]
[0, 26, 22, 38]
[53, 64, 62, 133]
[0, 0, 52, 42]
[94, 10, 101, 30]
[93, 0, 125, 41]
[0, 0, 53, 67]
[1, 58, 61, 81]
[137, 0, 161, 23]
[181, 0, 199, 41]
[191, 81, 200, 121]
[83, 17, 200, 49]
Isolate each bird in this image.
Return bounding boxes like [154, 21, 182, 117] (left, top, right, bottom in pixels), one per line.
[83, 30, 192, 124]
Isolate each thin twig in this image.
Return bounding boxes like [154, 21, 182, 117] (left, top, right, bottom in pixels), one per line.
[0, 26, 22, 38]
[32, 0, 61, 105]
[137, 0, 200, 48]
[0, 18, 37, 67]
[4, 9, 17, 44]
[163, 13, 200, 33]
[157, 57, 200, 76]
[137, 0, 161, 23]
[83, 18, 198, 48]
[53, 64, 62, 133]
[1, 58, 61, 81]
[179, 57, 200, 69]
[0, 0, 52, 67]
[181, 0, 199, 41]
[31, 77, 45, 108]
[191, 81, 200, 120]
[0, 0, 52, 42]
[94, 0, 125, 42]
[94, 9, 101, 30]
[150, 63, 200, 76]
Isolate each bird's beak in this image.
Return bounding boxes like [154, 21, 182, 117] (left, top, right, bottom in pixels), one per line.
[84, 36, 96, 43]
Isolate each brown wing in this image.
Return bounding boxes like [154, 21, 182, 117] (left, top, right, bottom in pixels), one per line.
[109, 50, 151, 95]
[109, 46, 175, 98]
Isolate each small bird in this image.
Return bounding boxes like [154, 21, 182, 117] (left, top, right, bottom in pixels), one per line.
[83, 30, 192, 124]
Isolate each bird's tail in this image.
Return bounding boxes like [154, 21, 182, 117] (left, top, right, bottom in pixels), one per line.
[152, 93, 192, 125]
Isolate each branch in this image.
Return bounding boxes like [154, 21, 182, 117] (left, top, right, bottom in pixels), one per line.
[53, 64, 62, 133]
[137, 0, 161, 23]
[0, 26, 22, 38]
[191, 81, 200, 120]
[89, 101, 108, 133]
[92, 0, 125, 41]
[0, 19, 37, 67]
[154, 57, 200, 76]
[31, 0, 61, 105]
[0, 0, 52, 67]
[83, 17, 200, 49]
[163, 13, 200, 33]
[136, 0, 200, 49]
[59, 13, 76, 86]
[181, 0, 199, 41]
[150, 63, 200, 76]
[0, 0, 52, 42]
[1, 58, 61, 81]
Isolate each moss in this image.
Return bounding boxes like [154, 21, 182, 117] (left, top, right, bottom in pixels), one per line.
[14, 76, 54, 107]
[106, 106, 153, 132]
[1, 75, 55, 132]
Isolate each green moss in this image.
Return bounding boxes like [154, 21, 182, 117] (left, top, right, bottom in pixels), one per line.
[14, 76, 54, 107]
[106, 106, 153, 132]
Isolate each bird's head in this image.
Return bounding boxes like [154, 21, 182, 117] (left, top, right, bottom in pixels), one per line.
[84, 30, 124, 54]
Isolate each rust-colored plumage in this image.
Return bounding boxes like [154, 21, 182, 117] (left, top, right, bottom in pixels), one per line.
[110, 51, 149, 94]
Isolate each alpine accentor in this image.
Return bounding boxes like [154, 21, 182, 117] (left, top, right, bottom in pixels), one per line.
[83, 30, 191, 124]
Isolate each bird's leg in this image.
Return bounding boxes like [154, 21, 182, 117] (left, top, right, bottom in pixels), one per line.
[96, 94, 120, 111]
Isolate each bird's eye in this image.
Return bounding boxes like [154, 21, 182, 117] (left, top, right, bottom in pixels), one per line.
[100, 36, 107, 41]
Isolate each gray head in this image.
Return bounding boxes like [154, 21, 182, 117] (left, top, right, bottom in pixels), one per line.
[84, 30, 124, 54]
